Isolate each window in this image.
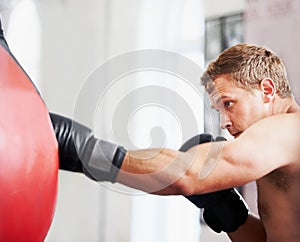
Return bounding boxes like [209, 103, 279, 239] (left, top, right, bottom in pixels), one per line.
[205, 13, 244, 65]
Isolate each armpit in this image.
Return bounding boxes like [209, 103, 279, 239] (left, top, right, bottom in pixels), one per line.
[266, 168, 291, 191]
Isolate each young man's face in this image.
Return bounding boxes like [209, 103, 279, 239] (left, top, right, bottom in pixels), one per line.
[209, 74, 267, 138]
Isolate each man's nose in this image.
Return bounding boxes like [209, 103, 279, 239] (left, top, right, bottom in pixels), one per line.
[220, 113, 232, 130]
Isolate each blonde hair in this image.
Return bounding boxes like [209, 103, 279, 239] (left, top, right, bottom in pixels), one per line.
[201, 43, 292, 98]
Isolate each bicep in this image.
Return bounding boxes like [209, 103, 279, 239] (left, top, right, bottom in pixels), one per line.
[191, 115, 300, 193]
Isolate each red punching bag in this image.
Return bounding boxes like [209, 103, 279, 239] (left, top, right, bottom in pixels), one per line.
[0, 36, 59, 240]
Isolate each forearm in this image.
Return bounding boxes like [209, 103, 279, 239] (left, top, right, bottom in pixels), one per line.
[116, 148, 201, 195]
[227, 213, 266, 242]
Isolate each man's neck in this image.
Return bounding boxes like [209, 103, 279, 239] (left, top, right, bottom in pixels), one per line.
[272, 96, 300, 114]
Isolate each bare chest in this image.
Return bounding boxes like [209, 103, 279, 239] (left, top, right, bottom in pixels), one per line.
[257, 167, 300, 224]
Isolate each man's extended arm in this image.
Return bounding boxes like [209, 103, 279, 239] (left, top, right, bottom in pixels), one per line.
[51, 112, 297, 197]
[117, 114, 296, 195]
[116, 140, 241, 195]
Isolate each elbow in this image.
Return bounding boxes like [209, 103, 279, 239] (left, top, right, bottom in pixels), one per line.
[173, 174, 197, 196]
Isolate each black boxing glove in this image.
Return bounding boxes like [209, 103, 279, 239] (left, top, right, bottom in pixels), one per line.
[180, 133, 249, 233]
[50, 112, 126, 183]
[201, 187, 249, 233]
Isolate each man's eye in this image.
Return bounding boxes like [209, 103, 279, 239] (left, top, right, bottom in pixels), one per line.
[224, 101, 232, 108]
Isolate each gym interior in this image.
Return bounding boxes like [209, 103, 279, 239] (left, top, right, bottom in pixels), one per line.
[1, 0, 299, 241]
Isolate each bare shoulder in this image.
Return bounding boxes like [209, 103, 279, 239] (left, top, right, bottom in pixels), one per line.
[253, 112, 300, 129]
[240, 113, 300, 143]
[178, 112, 300, 193]
[223, 113, 300, 180]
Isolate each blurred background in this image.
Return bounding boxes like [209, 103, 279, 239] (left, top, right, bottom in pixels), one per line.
[1, 0, 299, 241]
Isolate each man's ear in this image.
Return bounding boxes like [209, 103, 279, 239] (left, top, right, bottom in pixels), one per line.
[260, 78, 276, 103]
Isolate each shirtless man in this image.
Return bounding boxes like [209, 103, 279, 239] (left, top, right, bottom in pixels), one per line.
[115, 44, 300, 242]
